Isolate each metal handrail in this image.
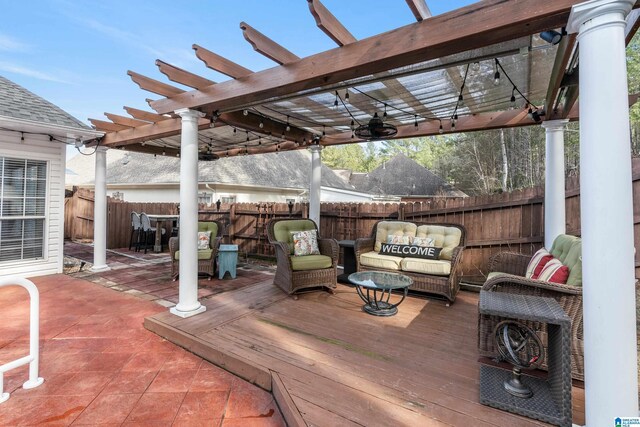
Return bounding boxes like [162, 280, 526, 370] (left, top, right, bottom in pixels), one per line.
[0, 277, 44, 403]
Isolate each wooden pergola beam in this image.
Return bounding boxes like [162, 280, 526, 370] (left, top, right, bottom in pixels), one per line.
[97, 116, 211, 147]
[193, 44, 253, 79]
[405, 0, 432, 21]
[118, 145, 180, 158]
[307, 0, 356, 46]
[156, 60, 216, 90]
[240, 22, 300, 65]
[104, 113, 150, 128]
[216, 111, 315, 143]
[325, 93, 640, 146]
[544, 34, 577, 119]
[127, 71, 185, 97]
[89, 119, 130, 133]
[152, 0, 580, 115]
[124, 106, 172, 123]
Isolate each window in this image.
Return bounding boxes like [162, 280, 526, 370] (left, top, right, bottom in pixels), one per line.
[198, 191, 212, 204]
[220, 195, 236, 204]
[0, 157, 47, 263]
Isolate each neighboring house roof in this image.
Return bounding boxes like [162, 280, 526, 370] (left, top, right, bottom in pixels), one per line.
[66, 149, 356, 190]
[350, 153, 466, 197]
[0, 75, 90, 130]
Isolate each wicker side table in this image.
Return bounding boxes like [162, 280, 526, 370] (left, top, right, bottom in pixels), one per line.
[478, 291, 572, 427]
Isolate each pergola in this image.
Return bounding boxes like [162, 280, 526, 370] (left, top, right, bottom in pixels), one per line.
[85, 1, 639, 424]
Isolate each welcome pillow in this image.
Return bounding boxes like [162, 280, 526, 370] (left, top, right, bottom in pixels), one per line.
[525, 248, 553, 279]
[380, 243, 441, 260]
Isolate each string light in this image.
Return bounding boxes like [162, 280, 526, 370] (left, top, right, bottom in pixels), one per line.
[344, 89, 350, 103]
[162, 150, 166, 156]
[322, 125, 326, 137]
[258, 137, 262, 145]
[414, 115, 418, 128]
[493, 58, 501, 86]
[458, 93, 464, 108]
[246, 131, 250, 142]
[243, 109, 248, 116]
[510, 86, 516, 107]
[285, 116, 290, 132]
[451, 120, 456, 131]
[439, 120, 443, 134]
[259, 120, 264, 129]
[383, 104, 388, 119]
[233, 127, 237, 134]
[334, 91, 339, 107]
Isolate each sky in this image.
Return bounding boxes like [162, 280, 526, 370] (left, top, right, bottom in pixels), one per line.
[0, 0, 476, 157]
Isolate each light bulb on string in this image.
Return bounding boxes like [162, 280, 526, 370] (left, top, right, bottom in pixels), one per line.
[334, 91, 339, 108]
[439, 120, 443, 134]
[322, 126, 326, 137]
[344, 90, 350, 103]
[259, 120, 264, 129]
[243, 109, 248, 116]
[285, 116, 290, 132]
[510, 86, 516, 108]
[493, 59, 501, 86]
[383, 104, 388, 119]
[414, 115, 418, 128]
[458, 93, 464, 108]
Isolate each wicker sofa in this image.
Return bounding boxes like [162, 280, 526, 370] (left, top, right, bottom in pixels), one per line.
[477, 234, 583, 380]
[354, 221, 466, 304]
[266, 218, 338, 296]
[169, 221, 223, 280]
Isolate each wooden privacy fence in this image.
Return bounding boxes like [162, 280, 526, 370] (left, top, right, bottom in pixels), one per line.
[64, 158, 640, 283]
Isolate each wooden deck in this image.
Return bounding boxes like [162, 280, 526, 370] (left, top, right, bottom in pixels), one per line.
[145, 280, 585, 426]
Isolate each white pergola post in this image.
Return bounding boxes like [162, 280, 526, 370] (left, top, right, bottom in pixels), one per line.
[542, 120, 569, 249]
[568, 1, 639, 425]
[309, 144, 322, 229]
[91, 146, 110, 272]
[170, 108, 206, 318]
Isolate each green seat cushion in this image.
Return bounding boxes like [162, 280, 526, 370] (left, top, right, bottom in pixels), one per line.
[175, 249, 213, 260]
[549, 234, 582, 286]
[198, 222, 218, 237]
[290, 254, 332, 271]
[273, 219, 317, 254]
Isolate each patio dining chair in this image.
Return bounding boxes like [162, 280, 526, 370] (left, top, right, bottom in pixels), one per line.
[129, 211, 142, 251]
[140, 212, 166, 253]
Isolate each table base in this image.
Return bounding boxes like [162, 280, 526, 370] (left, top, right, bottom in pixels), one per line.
[363, 301, 398, 316]
[355, 285, 408, 317]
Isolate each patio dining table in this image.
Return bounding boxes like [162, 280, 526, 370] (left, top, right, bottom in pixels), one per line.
[145, 214, 179, 253]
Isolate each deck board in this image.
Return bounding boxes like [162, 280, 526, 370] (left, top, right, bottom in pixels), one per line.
[145, 282, 585, 426]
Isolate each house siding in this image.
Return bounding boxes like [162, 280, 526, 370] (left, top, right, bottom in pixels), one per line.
[0, 130, 66, 278]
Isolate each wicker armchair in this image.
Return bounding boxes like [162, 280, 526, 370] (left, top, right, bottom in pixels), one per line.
[477, 251, 584, 381]
[169, 221, 223, 281]
[266, 218, 338, 296]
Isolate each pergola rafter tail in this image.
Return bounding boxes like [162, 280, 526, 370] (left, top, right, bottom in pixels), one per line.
[307, 0, 356, 46]
[240, 22, 299, 65]
[124, 106, 172, 123]
[156, 60, 216, 90]
[149, 0, 581, 115]
[128, 71, 185, 97]
[193, 44, 253, 79]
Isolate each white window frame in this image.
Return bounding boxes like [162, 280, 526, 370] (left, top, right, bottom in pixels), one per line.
[0, 156, 48, 264]
[220, 195, 236, 204]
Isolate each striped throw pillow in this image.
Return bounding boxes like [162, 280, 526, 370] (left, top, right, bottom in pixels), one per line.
[525, 248, 553, 279]
[537, 258, 570, 284]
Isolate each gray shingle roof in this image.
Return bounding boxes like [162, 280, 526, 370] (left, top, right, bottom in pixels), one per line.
[351, 154, 465, 196]
[66, 149, 355, 190]
[0, 75, 90, 129]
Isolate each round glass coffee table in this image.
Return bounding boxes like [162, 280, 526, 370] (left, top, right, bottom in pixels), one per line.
[348, 271, 412, 316]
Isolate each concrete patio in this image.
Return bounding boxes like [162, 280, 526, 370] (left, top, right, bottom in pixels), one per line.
[0, 267, 284, 426]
